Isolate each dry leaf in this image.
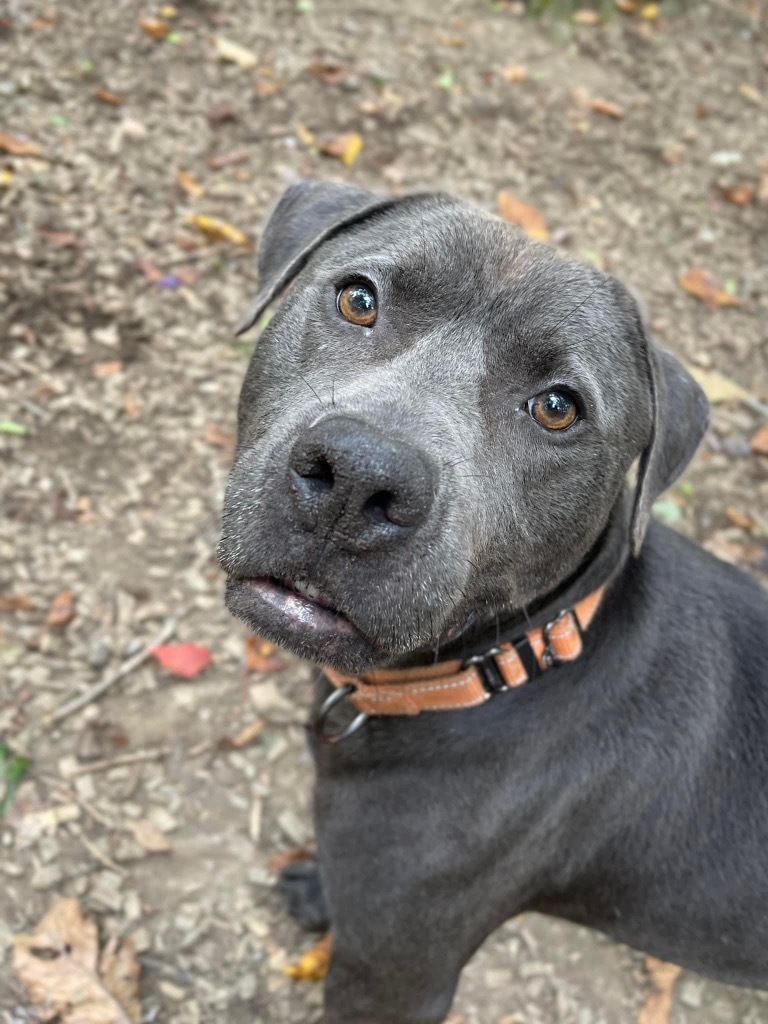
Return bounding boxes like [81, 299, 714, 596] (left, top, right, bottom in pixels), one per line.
[498, 191, 549, 241]
[138, 16, 169, 40]
[13, 897, 141, 1024]
[93, 360, 124, 379]
[501, 65, 528, 83]
[296, 122, 317, 148]
[95, 87, 125, 106]
[214, 36, 258, 69]
[245, 635, 287, 673]
[718, 183, 755, 206]
[641, 2, 660, 18]
[320, 132, 363, 167]
[678, 267, 742, 308]
[0, 131, 43, 157]
[254, 78, 279, 97]
[203, 423, 235, 450]
[46, 590, 75, 627]
[724, 507, 755, 530]
[129, 818, 172, 853]
[573, 9, 602, 25]
[185, 214, 249, 246]
[176, 169, 204, 199]
[637, 956, 681, 1024]
[0, 593, 36, 612]
[151, 642, 213, 679]
[750, 423, 768, 455]
[208, 149, 249, 169]
[738, 83, 762, 106]
[218, 718, 264, 750]
[308, 60, 349, 85]
[590, 98, 625, 119]
[268, 845, 315, 873]
[687, 367, 751, 404]
[284, 933, 333, 982]
[615, 0, 643, 12]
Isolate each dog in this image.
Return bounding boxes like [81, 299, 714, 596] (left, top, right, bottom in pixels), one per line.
[217, 182, 768, 1023]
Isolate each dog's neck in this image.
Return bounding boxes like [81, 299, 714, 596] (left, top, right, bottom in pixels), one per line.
[394, 492, 632, 669]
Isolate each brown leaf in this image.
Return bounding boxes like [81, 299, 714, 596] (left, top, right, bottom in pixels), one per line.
[497, 191, 549, 241]
[501, 65, 528, 83]
[268, 845, 315, 873]
[94, 87, 125, 106]
[724, 506, 755, 530]
[320, 132, 363, 167]
[616, 0, 643, 12]
[46, 590, 75, 627]
[0, 131, 43, 157]
[718, 183, 755, 206]
[93, 360, 124, 379]
[151, 642, 213, 679]
[203, 423, 235, 450]
[254, 78, 279, 97]
[129, 818, 172, 853]
[13, 897, 141, 1023]
[218, 717, 264, 750]
[0, 593, 36, 612]
[750, 423, 768, 455]
[637, 957, 681, 1024]
[208, 149, 249, 169]
[245, 635, 287, 673]
[308, 60, 349, 86]
[590, 98, 625, 119]
[678, 267, 742, 308]
[284, 932, 333, 981]
[176, 169, 205, 199]
[138, 15, 169, 40]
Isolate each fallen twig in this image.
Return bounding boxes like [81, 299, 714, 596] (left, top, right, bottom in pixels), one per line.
[69, 748, 169, 776]
[46, 614, 179, 725]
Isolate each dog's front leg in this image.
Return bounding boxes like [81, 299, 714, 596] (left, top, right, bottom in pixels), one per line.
[323, 938, 461, 1024]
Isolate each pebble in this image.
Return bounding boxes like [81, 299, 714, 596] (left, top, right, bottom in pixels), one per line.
[30, 862, 63, 890]
[87, 634, 112, 669]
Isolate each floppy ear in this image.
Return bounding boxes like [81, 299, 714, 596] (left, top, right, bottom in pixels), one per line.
[235, 181, 404, 335]
[630, 336, 709, 555]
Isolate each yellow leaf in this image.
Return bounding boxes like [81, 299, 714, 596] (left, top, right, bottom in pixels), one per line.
[0, 168, 13, 188]
[185, 214, 250, 246]
[176, 169, 205, 199]
[320, 132, 364, 166]
[640, 2, 660, 19]
[214, 36, 258, 70]
[296, 122, 317, 148]
[160, 4, 178, 17]
[738, 82, 762, 105]
[687, 367, 751, 405]
[284, 933, 333, 982]
[497, 191, 549, 241]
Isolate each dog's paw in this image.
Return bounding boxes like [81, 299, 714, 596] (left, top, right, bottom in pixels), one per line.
[277, 858, 330, 932]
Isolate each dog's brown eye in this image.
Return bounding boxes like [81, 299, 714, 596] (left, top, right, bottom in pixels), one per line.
[528, 391, 578, 431]
[338, 283, 377, 327]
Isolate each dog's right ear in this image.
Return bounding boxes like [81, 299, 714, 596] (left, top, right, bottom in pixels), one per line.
[235, 181, 399, 335]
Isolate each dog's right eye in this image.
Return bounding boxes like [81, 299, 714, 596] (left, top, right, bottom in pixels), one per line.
[337, 283, 378, 327]
[528, 390, 579, 431]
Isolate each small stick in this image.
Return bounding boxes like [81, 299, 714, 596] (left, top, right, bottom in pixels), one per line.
[74, 829, 127, 875]
[46, 614, 178, 725]
[69, 748, 169, 776]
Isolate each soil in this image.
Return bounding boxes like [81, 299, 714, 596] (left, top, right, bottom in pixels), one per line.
[1, 1, 767, 1022]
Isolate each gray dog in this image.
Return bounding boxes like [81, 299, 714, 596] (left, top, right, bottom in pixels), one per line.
[218, 182, 768, 1023]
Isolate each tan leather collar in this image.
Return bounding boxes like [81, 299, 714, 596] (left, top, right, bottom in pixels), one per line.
[320, 586, 605, 732]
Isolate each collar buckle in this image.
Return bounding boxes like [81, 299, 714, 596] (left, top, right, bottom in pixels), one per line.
[541, 609, 583, 669]
[314, 683, 368, 744]
[463, 646, 507, 694]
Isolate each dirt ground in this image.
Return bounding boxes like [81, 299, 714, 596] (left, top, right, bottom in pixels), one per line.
[1, 0, 768, 1021]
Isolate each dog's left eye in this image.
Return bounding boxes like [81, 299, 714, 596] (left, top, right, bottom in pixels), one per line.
[528, 390, 579, 431]
[337, 283, 377, 327]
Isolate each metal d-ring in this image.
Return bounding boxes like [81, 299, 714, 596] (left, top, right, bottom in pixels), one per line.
[313, 683, 369, 744]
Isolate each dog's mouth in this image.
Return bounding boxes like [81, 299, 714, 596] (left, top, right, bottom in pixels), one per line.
[228, 575, 360, 639]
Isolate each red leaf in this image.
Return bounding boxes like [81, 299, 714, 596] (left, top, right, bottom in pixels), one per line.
[151, 643, 212, 679]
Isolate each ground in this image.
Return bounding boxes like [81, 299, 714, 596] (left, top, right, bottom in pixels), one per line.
[1, 1, 767, 1022]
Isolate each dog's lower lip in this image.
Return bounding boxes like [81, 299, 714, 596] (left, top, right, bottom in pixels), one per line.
[236, 576, 358, 636]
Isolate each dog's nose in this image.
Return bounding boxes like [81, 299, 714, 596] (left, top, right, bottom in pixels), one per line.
[288, 415, 437, 552]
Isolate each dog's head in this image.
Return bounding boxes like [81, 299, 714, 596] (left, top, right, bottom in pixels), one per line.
[218, 183, 708, 672]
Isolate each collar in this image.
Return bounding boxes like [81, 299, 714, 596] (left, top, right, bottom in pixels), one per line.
[317, 585, 606, 742]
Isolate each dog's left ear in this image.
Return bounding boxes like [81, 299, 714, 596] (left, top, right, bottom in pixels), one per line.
[235, 181, 404, 335]
[630, 315, 709, 555]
